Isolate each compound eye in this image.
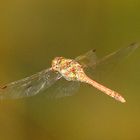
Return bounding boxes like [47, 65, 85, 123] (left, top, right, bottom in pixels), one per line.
[52, 63, 59, 70]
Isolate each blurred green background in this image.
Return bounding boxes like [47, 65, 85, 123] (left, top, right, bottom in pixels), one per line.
[0, 0, 140, 140]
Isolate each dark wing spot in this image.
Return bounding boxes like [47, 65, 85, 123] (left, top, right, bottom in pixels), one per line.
[130, 42, 137, 46]
[92, 49, 96, 52]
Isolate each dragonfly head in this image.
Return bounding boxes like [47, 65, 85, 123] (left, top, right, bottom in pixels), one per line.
[52, 57, 64, 71]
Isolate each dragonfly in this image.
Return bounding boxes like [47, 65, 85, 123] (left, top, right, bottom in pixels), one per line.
[0, 43, 138, 102]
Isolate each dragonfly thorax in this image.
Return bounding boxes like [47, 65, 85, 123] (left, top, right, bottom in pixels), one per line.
[52, 57, 85, 81]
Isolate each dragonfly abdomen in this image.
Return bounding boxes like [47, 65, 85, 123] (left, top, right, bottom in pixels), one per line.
[82, 76, 126, 103]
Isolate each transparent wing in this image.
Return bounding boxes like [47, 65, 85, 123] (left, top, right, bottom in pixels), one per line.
[44, 77, 80, 99]
[91, 43, 139, 78]
[75, 43, 139, 79]
[96, 43, 138, 68]
[0, 68, 61, 99]
[75, 49, 97, 68]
